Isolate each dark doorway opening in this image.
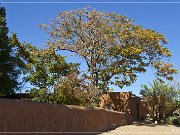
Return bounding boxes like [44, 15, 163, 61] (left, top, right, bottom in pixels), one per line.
[136, 103, 139, 121]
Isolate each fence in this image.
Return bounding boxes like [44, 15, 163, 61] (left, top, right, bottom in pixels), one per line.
[0, 98, 131, 133]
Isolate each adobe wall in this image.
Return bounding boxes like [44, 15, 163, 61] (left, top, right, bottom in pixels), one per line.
[129, 96, 147, 121]
[0, 98, 130, 133]
[100, 92, 147, 121]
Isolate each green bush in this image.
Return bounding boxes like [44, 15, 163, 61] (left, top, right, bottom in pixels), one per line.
[52, 74, 95, 107]
[167, 116, 180, 126]
[29, 74, 94, 107]
[30, 88, 50, 102]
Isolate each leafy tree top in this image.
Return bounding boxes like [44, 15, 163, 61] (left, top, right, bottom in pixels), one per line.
[140, 79, 179, 121]
[40, 7, 177, 91]
[22, 45, 79, 89]
[0, 7, 25, 95]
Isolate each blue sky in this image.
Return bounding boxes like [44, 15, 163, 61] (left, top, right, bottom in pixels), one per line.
[1, 0, 180, 95]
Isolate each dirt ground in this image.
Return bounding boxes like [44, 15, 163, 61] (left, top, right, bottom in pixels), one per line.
[99, 124, 180, 135]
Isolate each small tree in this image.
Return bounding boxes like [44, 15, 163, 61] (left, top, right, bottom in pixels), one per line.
[140, 79, 179, 121]
[53, 73, 93, 107]
[170, 80, 180, 111]
[30, 74, 93, 107]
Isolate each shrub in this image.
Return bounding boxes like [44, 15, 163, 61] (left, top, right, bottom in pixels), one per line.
[29, 74, 94, 107]
[54, 74, 93, 107]
[167, 116, 180, 126]
[30, 88, 50, 102]
[140, 79, 179, 121]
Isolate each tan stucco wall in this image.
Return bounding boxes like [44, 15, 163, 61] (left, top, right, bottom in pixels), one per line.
[0, 98, 129, 132]
[100, 92, 147, 121]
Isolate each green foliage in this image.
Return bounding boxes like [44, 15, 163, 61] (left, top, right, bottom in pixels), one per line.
[140, 79, 179, 121]
[171, 80, 180, 107]
[0, 7, 25, 95]
[167, 116, 180, 125]
[40, 7, 177, 96]
[30, 74, 93, 107]
[53, 74, 93, 106]
[50, 90, 68, 104]
[23, 45, 79, 89]
[30, 88, 50, 102]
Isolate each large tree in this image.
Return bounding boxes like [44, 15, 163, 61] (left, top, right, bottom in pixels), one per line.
[40, 7, 177, 94]
[0, 7, 24, 95]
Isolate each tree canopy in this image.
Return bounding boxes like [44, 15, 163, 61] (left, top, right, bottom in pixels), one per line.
[23, 46, 79, 89]
[140, 79, 179, 121]
[0, 7, 25, 95]
[40, 7, 177, 94]
[0, 6, 178, 108]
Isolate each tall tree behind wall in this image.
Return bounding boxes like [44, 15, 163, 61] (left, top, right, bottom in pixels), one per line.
[0, 7, 22, 95]
[41, 7, 177, 95]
